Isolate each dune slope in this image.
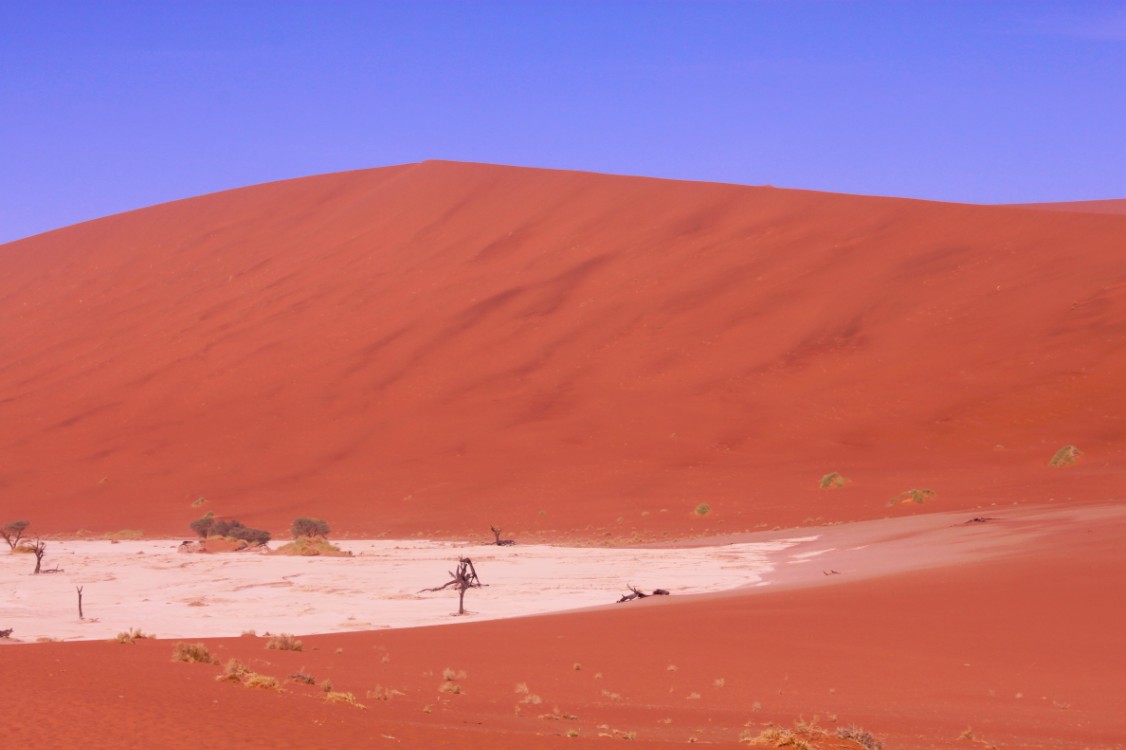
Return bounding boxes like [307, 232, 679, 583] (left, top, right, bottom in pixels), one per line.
[2, 161, 1125, 537]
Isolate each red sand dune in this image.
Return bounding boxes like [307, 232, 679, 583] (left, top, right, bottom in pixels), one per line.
[3, 162, 1125, 749]
[2, 160, 1125, 538]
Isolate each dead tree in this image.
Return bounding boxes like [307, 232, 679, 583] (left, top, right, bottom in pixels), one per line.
[490, 526, 515, 546]
[616, 585, 671, 603]
[31, 538, 46, 575]
[420, 557, 483, 615]
[77, 586, 85, 620]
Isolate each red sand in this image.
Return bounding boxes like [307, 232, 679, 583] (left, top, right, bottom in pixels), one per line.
[2, 161, 1124, 539]
[2, 162, 1125, 748]
[3, 503, 1122, 749]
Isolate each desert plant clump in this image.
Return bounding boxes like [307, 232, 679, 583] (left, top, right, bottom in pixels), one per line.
[171, 641, 215, 664]
[245, 673, 282, 691]
[291, 517, 331, 538]
[741, 727, 815, 749]
[836, 726, 883, 750]
[190, 512, 215, 538]
[190, 513, 270, 544]
[366, 684, 405, 701]
[439, 667, 466, 694]
[114, 628, 151, 644]
[273, 536, 349, 556]
[694, 503, 711, 516]
[266, 633, 303, 651]
[325, 690, 365, 708]
[1, 520, 30, 550]
[1048, 444, 1081, 467]
[890, 488, 936, 506]
[217, 658, 253, 683]
[819, 472, 848, 489]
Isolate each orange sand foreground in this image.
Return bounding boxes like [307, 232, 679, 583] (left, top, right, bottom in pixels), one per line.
[2, 162, 1124, 748]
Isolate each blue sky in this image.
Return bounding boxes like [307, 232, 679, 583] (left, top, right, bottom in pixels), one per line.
[2, 1, 1124, 244]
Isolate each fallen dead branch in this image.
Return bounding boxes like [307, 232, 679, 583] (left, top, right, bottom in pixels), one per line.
[616, 585, 670, 603]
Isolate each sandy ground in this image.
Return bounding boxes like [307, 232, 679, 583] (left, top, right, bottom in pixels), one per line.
[1, 535, 811, 642]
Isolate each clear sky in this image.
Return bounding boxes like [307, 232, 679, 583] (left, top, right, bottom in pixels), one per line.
[2, 1, 1124, 244]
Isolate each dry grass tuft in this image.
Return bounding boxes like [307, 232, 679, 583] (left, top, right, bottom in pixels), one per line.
[245, 673, 281, 691]
[366, 684, 405, 701]
[819, 472, 848, 489]
[171, 641, 215, 664]
[740, 727, 814, 749]
[216, 659, 252, 683]
[836, 726, 883, 750]
[266, 633, 302, 651]
[324, 690, 365, 708]
[1048, 444, 1081, 467]
[890, 488, 936, 506]
[113, 627, 151, 644]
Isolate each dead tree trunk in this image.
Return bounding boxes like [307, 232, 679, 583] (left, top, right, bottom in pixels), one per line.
[77, 585, 84, 620]
[420, 557, 483, 615]
[490, 526, 515, 546]
[31, 538, 46, 574]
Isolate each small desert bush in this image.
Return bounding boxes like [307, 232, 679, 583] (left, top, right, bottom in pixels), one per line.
[890, 488, 936, 506]
[741, 727, 814, 749]
[191, 513, 270, 544]
[266, 633, 302, 651]
[273, 536, 349, 556]
[836, 726, 882, 750]
[325, 690, 365, 708]
[217, 658, 252, 683]
[171, 641, 215, 664]
[245, 673, 281, 691]
[1048, 444, 1081, 467]
[114, 627, 151, 644]
[819, 472, 847, 489]
[694, 503, 711, 516]
[439, 667, 466, 694]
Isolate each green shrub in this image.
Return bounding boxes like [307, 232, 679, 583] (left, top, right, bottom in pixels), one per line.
[197, 516, 271, 545]
[189, 512, 215, 538]
[694, 503, 711, 516]
[291, 517, 331, 538]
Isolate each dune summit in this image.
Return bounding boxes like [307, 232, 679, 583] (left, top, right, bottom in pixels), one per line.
[2, 161, 1125, 539]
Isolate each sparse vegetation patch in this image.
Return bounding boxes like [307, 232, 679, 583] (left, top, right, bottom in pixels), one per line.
[266, 633, 302, 651]
[819, 472, 847, 489]
[1048, 444, 1081, 467]
[889, 488, 936, 506]
[171, 641, 215, 663]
